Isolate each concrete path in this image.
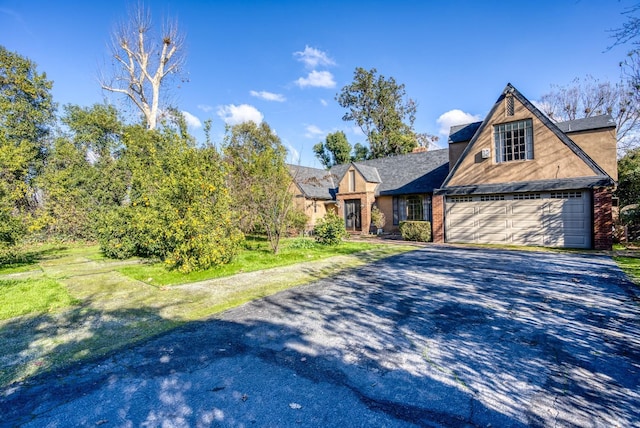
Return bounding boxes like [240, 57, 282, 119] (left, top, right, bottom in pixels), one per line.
[1, 246, 639, 427]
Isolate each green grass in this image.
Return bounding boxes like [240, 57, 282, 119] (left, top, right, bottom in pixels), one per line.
[0, 277, 79, 320]
[0, 238, 416, 388]
[615, 256, 640, 285]
[119, 238, 392, 287]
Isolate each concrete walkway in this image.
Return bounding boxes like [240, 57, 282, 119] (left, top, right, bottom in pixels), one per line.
[1, 246, 639, 427]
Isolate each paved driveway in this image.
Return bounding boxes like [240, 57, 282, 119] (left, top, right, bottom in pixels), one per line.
[1, 246, 639, 427]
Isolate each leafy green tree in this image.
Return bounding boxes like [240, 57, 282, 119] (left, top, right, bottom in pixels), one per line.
[98, 124, 243, 272]
[35, 137, 94, 239]
[223, 121, 294, 254]
[313, 131, 353, 168]
[352, 142, 370, 161]
[336, 67, 419, 158]
[0, 45, 55, 225]
[62, 103, 124, 160]
[35, 104, 128, 240]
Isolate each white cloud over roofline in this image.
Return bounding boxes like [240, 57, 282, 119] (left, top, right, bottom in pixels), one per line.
[436, 109, 481, 136]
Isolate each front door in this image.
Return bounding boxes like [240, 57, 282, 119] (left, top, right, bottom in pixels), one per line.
[344, 199, 361, 231]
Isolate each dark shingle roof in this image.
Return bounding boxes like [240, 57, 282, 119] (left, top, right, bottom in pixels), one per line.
[288, 165, 336, 200]
[449, 121, 482, 144]
[352, 163, 382, 183]
[435, 177, 614, 195]
[555, 115, 616, 133]
[290, 149, 450, 199]
[332, 149, 450, 196]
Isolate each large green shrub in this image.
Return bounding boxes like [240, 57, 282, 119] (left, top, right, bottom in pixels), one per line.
[97, 126, 244, 272]
[399, 221, 432, 242]
[313, 212, 347, 245]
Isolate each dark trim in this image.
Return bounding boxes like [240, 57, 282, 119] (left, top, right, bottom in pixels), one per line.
[435, 176, 614, 196]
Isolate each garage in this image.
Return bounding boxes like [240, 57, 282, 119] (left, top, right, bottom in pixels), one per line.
[445, 191, 592, 248]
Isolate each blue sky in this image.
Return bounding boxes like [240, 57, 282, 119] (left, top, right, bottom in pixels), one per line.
[1, 0, 636, 167]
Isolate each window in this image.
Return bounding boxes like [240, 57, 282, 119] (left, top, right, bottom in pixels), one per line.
[449, 196, 473, 203]
[513, 193, 541, 200]
[406, 196, 423, 221]
[480, 195, 505, 201]
[550, 191, 582, 199]
[392, 195, 431, 225]
[494, 119, 533, 163]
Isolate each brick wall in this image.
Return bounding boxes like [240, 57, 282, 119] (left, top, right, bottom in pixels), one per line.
[593, 187, 613, 250]
[432, 194, 445, 243]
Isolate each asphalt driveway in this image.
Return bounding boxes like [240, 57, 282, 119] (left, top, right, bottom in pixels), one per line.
[1, 246, 639, 427]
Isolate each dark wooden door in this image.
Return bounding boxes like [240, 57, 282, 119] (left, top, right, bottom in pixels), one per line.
[345, 199, 361, 231]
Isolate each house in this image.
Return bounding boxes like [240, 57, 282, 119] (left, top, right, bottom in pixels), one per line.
[434, 83, 616, 250]
[291, 83, 617, 250]
[290, 149, 449, 234]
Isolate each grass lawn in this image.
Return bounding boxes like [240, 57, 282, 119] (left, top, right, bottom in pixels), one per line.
[614, 256, 640, 285]
[119, 237, 396, 287]
[0, 238, 416, 388]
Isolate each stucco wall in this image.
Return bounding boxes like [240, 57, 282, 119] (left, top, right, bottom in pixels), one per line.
[449, 141, 470, 172]
[447, 96, 598, 187]
[568, 128, 618, 181]
[375, 196, 396, 232]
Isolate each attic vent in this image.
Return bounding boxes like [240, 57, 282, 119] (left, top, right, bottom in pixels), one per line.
[506, 95, 515, 116]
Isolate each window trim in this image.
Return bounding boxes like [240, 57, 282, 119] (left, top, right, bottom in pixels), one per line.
[494, 119, 533, 163]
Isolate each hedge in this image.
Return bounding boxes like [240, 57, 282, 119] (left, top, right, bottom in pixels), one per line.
[399, 221, 432, 242]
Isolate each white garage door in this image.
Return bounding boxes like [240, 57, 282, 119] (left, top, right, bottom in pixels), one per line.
[445, 191, 592, 249]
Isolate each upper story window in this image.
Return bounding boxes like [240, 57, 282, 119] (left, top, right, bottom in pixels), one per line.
[494, 119, 533, 163]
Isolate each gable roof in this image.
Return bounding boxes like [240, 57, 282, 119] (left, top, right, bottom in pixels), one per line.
[449, 121, 482, 144]
[556, 115, 616, 133]
[439, 83, 614, 193]
[330, 149, 450, 196]
[288, 164, 336, 200]
[290, 149, 450, 199]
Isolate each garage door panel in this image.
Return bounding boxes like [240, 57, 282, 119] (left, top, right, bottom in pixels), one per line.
[447, 229, 476, 242]
[511, 204, 544, 215]
[482, 232, 509, 243]
[477, 205, 508, 215]
[477, 220, 508, 230]
[447, 215, 475, 228]
[511, 218, 541, 229]
[446, 192, 591, 249]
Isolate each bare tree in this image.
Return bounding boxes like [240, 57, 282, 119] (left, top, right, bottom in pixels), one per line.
[539, 74, 640, 155]
[101, 4, 185, 130]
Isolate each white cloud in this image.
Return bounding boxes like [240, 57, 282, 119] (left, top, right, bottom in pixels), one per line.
[294, 45, 335, 69]
[287, 144, 301, 164]
[304, 124, 325, 139]
[197, 104, 214, 113]
[436, 109, 482, 136]
[295, 70, 336, 88]
[217, 104, 264, 125]
[250, 90, 286, 102]
[181, 111, 202, 128]
[320, 99, 328, 107]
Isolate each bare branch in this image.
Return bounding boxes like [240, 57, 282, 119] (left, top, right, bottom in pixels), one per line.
[99, 3, 185, 129]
